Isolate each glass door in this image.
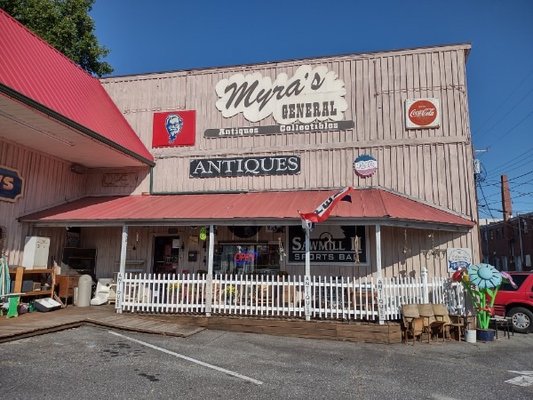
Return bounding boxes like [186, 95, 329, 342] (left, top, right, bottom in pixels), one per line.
[153, 236, 180, 274]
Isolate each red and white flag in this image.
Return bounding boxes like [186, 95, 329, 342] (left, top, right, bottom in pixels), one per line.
[299, 187, 352, 223]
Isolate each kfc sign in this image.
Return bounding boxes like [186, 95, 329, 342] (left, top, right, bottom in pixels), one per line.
[152, 110, 196, 147]
[405, 98, 440, 129]
[215, 65, 348, 125]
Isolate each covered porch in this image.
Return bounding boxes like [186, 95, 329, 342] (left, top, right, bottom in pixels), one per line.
[19, 188, 474, 323]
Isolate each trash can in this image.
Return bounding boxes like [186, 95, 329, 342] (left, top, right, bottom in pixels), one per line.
[76, 275, 93, 307]
[465, 329, 477, 343]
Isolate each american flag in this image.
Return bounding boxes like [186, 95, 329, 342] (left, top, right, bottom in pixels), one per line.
[298, 187, 353, 223]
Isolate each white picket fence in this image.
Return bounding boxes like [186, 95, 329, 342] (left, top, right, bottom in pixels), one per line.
[116, 272, 466, 322]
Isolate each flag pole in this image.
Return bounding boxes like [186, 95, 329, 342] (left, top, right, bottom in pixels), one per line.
[303, 220, 312, 321]
[298, 186, 352, 322]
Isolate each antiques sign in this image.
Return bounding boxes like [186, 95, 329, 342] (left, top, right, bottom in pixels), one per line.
[0, 165, 24, 202]
[215, 65, 348, 125]
[190, 155, 300, 178]
[288, 225, 367, 264]
[204, 120, 355, 138]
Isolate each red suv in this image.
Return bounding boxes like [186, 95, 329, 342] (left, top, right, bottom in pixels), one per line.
[493, 272, 533, 333]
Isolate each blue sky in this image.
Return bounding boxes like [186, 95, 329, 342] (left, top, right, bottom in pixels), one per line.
[90, 0, 533, 217]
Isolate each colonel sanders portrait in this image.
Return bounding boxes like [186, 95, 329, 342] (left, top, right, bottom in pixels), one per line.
[165, 114, 184, 143]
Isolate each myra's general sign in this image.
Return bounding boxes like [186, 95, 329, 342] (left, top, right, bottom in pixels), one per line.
[405, 98, 440, 129]
[0, 165, 24, 202]
[152, 110, 196, 147]
[215, 65, 348, 125]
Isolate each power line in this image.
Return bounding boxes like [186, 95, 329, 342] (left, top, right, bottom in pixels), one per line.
[488, 108, 533, 143]
[485, 146, 533, 174]
[477, 182, 495, 219]
[482, 183, 532, 202]
[473, 67, 533, 135]
[480, 169, 533, 188]
[509, 169, 533, 181]
[481, 87, 533, 141]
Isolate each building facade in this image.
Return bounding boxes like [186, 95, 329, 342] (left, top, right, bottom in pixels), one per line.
[1, 11, 478, 283]
[480, 213, 533, 271]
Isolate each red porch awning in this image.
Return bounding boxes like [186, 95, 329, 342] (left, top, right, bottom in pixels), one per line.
[20, 188, 475, 231]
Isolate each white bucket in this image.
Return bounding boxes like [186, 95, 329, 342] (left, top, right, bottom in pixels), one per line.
[465, 329, 477, 343]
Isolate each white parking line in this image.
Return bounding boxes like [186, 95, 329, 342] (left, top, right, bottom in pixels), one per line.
[108, 331, 263, 385]
[506, 371, 533, 387]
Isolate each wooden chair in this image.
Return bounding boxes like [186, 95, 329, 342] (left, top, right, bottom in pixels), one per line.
[401, 304, 424, 344]
[418, 303, 446, 342]
[432, 304, 464, 340]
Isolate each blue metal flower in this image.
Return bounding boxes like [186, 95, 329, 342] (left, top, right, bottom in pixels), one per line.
[467, 263, 502, 289]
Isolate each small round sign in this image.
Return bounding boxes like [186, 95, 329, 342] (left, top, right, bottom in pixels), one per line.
[408, 99, 437, 126]
[353, 154, 378, 178]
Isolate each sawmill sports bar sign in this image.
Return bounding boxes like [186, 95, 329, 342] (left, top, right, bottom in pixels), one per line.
[207, 65, 354, 137]
[190, 155, 300, 178]
[288, 225, 367, 264]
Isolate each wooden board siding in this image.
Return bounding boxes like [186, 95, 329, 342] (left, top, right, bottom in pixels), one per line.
[0, 140, 86, 266]
[100, 44, 479, 271]
[101, 45, 475, 219]
[53, 223, 478, 280]
[0, 140, 150, 266]
[1, 44, 480, 281]
[83, 166, 151, 196]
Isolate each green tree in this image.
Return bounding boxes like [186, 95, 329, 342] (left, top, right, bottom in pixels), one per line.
[1, 0, 113, 76]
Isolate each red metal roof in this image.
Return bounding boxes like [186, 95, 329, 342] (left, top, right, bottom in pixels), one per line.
[0, 10, 153, 165]
[21, 189, 475, 229]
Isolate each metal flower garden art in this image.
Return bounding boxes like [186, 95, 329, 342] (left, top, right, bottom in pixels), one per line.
[452, 263, 516, 330]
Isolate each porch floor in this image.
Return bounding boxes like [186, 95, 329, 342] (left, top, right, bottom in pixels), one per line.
[0, 304, 204, 343]
[0, 305, 401, 344]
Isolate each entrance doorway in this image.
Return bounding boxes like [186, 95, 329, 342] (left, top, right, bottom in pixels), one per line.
[153, 236, 181, 275]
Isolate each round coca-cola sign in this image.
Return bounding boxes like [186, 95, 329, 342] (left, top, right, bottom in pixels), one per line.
[405, 98, 440, 128]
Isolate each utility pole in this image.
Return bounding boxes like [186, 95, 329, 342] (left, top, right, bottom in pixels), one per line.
[517, 214, 524, 272]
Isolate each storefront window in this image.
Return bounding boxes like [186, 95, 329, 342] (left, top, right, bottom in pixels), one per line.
[287, 225, 367, 265]
[214, 243, 279, 275]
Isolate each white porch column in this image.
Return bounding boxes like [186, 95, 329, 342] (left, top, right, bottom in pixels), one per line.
[205, 224, 215, 317]
[375, 224, 382, 279]
[116, 224, 128, 314]
[375, 224, 385, 325]
[304, 222, 312, 321]
[421, 267, 429, 303]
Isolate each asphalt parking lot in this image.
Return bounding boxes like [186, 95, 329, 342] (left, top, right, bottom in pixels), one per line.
[1, 326, 532, 400]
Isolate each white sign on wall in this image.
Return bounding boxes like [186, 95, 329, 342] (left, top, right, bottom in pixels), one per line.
[405, 98, 440, 129]
[215, 65, 348, 125]
[447, 248, 472, 272]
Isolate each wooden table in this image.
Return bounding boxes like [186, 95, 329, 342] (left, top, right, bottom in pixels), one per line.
[55, 275, 80, 305]
[449, 315, 476, 340]
[8, 267, 55, 299]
